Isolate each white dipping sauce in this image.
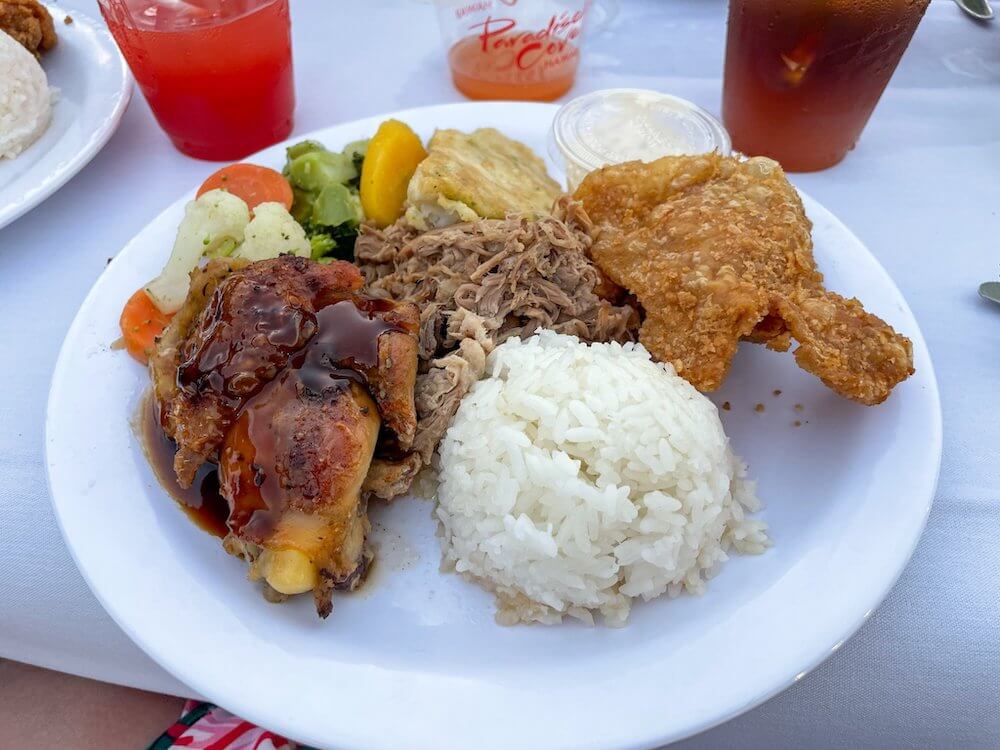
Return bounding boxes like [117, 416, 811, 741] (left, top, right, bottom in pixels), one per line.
[550, 88, 731, 189]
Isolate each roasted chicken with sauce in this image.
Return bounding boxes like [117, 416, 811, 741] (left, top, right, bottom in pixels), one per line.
[150, 255, 419, 617]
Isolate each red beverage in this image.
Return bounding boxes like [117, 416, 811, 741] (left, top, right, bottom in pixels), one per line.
[100, 0, 295, 160]
[436, 3, 592, 103]
[722, 0, 929, 172]
[448, 34, 581, 102]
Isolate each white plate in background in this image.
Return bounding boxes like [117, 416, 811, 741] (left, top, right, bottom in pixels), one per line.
[46, 102, 941, 750]
[0, 6, 131, 230]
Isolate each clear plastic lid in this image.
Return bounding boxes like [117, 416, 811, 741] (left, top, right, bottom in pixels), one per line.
[550, 88, 732, 189]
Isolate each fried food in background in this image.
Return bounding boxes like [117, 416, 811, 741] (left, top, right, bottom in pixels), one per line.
[404, 127, 562, 230]
[356, 197, 640, 461]
[1, 0, 56, 58]
[150, 255, 420, 617]
[575, 153, 914, 405]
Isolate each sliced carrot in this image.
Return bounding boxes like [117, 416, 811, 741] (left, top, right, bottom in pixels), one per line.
[120, 287, 174, 364]
[196, 163, 293, 210]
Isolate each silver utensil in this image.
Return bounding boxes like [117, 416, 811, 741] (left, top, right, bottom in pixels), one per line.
[953, 0, 994, 21]
[979, 281, 1000, 306]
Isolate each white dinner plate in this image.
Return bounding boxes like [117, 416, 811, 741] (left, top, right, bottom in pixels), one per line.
[0, 5, 132, 230]
[46, 102, 941, 750]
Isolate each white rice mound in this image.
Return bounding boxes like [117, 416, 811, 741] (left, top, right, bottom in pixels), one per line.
[436, 330, 770, 626]
[0, 31, 55, 160]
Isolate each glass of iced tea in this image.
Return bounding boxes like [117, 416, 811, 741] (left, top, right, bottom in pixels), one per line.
[99, 0, 295, 161]
[722, 0, 929, 172]
[434, 0, 617, 102]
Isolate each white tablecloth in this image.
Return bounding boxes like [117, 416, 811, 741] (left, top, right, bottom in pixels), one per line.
[1, 1, 997, 746]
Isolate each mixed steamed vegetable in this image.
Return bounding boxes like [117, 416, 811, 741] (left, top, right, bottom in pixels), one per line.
[120, 120, 428, 363]
[284, 138, 367, 261]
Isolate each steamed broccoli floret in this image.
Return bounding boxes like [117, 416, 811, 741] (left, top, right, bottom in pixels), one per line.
[305, 221, 359, 263]
[309, 232, 336, 259]
[283, 139, 368, 263]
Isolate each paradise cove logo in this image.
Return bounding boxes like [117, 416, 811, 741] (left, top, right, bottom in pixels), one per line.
[461, 4, 586, 72]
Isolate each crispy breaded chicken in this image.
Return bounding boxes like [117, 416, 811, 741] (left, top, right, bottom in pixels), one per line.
[150, 255, 419, 617]
[1, 0, 56, 58]
[575, 154, 914, 405]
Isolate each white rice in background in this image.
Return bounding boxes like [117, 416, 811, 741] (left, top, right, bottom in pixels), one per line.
[435, 330, 770, 626]
[0, 31, 55, 160]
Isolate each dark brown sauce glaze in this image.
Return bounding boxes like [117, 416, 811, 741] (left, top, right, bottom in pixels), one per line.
[299, 297, 399, 390]
[219, 372, 297, 540]
[219, 297, 404, 541]
[144, 271, 406, 548]
[141, 395, 230, 538]
[176, 282, 318, 415]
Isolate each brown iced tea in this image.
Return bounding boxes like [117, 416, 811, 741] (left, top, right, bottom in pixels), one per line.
[722, 0, 929, 172]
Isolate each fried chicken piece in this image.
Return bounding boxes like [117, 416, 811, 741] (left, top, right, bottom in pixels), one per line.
[150, 255, 419, 617]
[1, 0, 57, 58]
[574, 154, 914, 405]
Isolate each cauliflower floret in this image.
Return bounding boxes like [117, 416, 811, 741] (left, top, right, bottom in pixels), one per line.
[145, 189, 250, 313]
[236, 202, 311, 261]
[144, 193, 311, 315]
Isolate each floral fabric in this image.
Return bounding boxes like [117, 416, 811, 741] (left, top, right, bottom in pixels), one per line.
[147, 700, 319, 750]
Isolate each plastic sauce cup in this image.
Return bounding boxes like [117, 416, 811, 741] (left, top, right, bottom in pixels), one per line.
[550, 88, 731, 189]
